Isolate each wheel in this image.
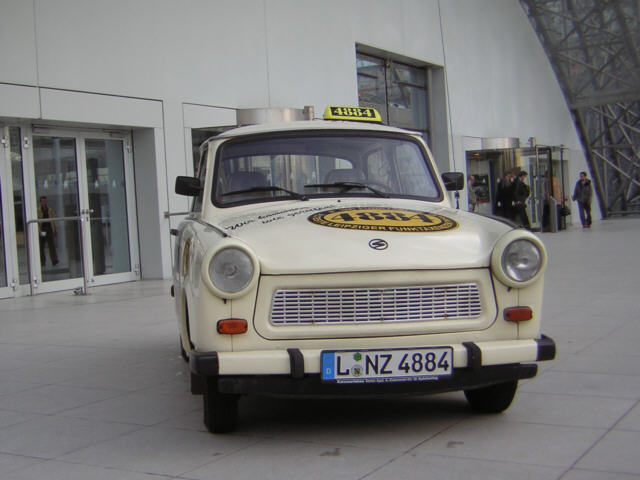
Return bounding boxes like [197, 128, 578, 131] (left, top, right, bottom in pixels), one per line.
[464, 380, 518, 413]
[203, 387, 239, 433]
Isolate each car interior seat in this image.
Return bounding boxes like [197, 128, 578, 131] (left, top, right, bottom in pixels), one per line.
[228, 171, 268, 191]
[323, 168, 365, 184]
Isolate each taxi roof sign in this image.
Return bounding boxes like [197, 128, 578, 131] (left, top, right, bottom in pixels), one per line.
[323, 106, 382, 123]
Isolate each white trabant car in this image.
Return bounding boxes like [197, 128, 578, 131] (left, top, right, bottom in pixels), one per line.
[172, 106, 555, 433]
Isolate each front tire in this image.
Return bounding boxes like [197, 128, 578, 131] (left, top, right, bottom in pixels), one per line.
[464, 380, 518, 413]
[203, 386, 239, 433]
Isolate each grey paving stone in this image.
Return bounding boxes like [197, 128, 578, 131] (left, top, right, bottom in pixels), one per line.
[562, 469, 640, 480]
[366, 452, 564, 480]
[182, 437, 398, 480]
[498, 391, 635, 429]
[59, 426, 260, 477]
[2, 459, 175, 480]
[617, 402, 640, 431]
[0, 384, 123, 415]
[519, 370, 640, 399]
[0, 454, 44, 477]
[61, 390, 200, 426]
[0, 416, 140, 459]
[576, 430, 640, 475]
[413, 416, 604, 468]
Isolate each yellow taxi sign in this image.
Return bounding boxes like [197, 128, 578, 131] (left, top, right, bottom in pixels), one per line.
[323, 106, 382, 123]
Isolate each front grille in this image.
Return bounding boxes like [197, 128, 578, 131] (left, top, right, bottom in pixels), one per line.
[270, 283, 482, 325]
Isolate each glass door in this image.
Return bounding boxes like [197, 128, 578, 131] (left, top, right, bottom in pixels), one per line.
[0, 137, 10, 297]
[15, 127, 139, 295]
[0, 126, 31, 298]
[27, 132, 84, 293]
[81, 135, 139, 285]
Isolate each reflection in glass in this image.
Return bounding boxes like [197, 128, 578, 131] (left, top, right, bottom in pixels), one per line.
[10, 127, 29, 285]
[356, 54, 388, 122]
[357, 52, 429, 143]
[85, 139, 130, 275]
[33, 136, 82, 281]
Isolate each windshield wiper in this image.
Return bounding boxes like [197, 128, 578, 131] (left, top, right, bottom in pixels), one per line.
[222, 186, 308, 201]
[304, 182, 389, 198]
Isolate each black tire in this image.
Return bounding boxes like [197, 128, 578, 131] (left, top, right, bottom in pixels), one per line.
[203, 388, 239, 433]
[464, 380, 518, 413]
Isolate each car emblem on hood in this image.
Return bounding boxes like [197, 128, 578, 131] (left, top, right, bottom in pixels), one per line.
[369, 239, 388, 250]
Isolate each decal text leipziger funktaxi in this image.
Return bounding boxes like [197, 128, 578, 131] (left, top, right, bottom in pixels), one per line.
[308, 207, 458, 232]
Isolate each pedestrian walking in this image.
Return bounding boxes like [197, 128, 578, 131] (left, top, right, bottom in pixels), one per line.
[572, 171, 593, 228]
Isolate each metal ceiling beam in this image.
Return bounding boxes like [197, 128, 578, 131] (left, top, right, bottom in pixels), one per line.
[520, 0, 640, 217]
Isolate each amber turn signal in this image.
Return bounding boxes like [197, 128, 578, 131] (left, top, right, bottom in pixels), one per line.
[504, 307, 533, 322]
[217, 318, 248, 334]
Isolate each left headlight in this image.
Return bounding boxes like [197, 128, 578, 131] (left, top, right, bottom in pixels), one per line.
[491, 231, 547, 288]
[502, 239, 542, 282]
[202, 243, 259, 299]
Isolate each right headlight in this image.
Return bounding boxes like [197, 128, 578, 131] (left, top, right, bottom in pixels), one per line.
[491, 230, 547, 288]
[201, 242, 259, 299]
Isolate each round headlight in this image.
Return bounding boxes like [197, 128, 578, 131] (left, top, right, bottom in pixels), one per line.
[209, 247, 254, 294]
[501, 239, 542, 282]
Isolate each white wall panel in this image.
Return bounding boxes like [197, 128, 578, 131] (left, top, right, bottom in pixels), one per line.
[0, 0, 38, 84]
[439, 0, 580, 150]
[183, 104, 236, 129]
[264, 0, 357, 110]
[39, 89, 162, 127]
[347, 0, 444, 66]
[133, 127, 171, 279]
[32, 0, 270, 107]
[0, 84, 40, 118]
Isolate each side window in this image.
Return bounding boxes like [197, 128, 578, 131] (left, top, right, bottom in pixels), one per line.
[192, 145, 208, 212]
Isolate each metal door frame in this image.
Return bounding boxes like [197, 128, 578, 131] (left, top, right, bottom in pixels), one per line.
[0, 125, 18, 297]
[1, 124, 140, 297]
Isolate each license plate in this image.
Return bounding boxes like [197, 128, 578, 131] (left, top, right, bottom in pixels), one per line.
[321, 347, 453, 383]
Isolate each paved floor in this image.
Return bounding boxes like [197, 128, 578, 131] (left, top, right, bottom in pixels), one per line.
[0, 219, 639, 480]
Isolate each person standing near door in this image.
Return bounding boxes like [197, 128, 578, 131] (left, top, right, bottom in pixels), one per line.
[467, 174, 478, 212]
[495, 170, 516, 219]
[514, 170, 531, 229]
[572, 171, 593, 228]
[38, 196, 59, 266]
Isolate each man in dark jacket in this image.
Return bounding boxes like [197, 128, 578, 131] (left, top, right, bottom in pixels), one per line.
[513, 171, 531, 229]
[495, 171, 516, 220]
[572, 171, 593, 228]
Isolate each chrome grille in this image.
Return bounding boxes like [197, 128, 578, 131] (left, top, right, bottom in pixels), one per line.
[270, 283, 482, 325]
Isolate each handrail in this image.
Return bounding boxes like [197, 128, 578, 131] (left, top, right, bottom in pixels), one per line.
[25, 215, 89, 296]
[164, 210, 191, 219]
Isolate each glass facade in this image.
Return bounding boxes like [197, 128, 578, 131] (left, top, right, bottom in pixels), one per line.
[357, 52, 429, 143]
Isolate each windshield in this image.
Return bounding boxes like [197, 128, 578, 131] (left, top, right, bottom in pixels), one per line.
[212, 132, 442, 206]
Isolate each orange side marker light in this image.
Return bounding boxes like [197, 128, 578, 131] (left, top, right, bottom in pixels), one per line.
[217, 318, 248, 334]
[504, 307, 533, 322]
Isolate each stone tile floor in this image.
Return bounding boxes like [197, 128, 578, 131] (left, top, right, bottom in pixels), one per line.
[0, 218, 638, 479]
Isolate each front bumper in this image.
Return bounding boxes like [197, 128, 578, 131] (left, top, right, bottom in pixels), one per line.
[189, 335, 555, 395]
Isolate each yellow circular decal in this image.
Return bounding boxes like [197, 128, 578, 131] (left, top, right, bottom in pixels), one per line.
[308, 207, 458, 232]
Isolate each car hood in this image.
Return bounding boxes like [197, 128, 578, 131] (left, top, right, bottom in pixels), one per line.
[212, 198, 513, 274]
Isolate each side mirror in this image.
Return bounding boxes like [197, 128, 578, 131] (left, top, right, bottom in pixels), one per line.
[175, 176, 202, 196]
[441, 172, 464, 191]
